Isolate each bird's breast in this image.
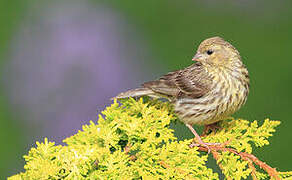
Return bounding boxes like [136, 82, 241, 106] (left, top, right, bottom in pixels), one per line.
[174, 68, 249, 125]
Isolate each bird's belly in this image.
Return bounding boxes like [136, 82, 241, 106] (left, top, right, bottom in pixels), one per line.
[174, 89, 247, 125]
[174, 99, 222, 125]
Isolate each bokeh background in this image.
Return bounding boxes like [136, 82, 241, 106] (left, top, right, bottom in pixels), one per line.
[1, 0, 292, 178]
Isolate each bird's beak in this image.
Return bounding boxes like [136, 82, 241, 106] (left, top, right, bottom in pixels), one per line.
[192, 53, 203, 62]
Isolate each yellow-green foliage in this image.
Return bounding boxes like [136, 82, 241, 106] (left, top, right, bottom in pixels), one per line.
[9, 98, 292, 180]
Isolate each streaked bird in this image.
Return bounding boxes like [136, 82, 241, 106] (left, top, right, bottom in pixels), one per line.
[113, 37, 249, 149]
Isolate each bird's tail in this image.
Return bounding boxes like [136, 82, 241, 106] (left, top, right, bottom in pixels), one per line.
[111, 88, 156, 100]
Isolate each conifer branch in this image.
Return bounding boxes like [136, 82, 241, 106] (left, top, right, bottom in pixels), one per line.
[8, 99, 292, 180]
[196, 145, 280, 180]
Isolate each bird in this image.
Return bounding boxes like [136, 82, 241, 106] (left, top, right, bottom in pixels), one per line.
[113, 36, 250, 149]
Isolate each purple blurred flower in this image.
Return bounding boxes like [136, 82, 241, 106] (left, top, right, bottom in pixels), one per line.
[2, 0, 152, 143]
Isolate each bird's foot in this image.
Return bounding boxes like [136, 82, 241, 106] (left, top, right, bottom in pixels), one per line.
[189, 138, 221, 153]
[201, 122, 222, 137]
[186, 123, 220, 153]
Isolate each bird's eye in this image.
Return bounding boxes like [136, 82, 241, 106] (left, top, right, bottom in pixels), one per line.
[206, 50, 213, 55]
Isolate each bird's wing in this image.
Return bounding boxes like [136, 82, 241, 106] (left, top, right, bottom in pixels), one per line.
[142, 70, 180, 97]
[142, 63, 211, 98]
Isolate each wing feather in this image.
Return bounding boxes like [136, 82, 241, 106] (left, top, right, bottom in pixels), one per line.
[143, 63, 211, 98]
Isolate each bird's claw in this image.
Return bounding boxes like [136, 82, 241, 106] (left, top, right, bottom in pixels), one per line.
[189, 141, 221, 154]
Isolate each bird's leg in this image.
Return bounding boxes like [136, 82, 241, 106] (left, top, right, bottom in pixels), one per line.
[186, 124, 205, 144]
[186, 123, 220, 153]
[201, 122, 221, 137]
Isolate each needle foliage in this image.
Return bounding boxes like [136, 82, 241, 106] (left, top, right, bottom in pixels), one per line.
[9, 98, 292, 179]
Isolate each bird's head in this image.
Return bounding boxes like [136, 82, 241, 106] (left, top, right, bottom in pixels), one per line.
[192, 37, 241, 68]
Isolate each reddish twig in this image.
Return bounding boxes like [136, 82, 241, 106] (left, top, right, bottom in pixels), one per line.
[247, 160, 258, 180]
[124, 143, 137, 161]
[240, 152, 279, 180]
[123, 140, 279, 179]
[196, 145, 280, 180]
[125, 144, 194, 178]
[211, 150, 232, 180]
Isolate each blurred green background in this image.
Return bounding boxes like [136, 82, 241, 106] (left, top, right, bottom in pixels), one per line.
[1, 0, 292, 178]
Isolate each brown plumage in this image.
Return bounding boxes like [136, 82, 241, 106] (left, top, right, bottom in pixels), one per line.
[113, 36, 249, 148]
